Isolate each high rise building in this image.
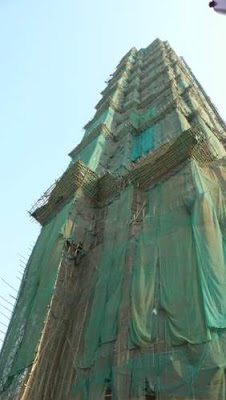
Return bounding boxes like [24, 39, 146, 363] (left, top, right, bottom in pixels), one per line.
[0, 38, 226, 400]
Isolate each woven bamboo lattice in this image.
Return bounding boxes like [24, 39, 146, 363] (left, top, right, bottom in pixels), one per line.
[125, 127, 215, 190]
[96, 127, 216, 201]
[30, 161, 98, 225]
[30, 127, 218, 224]
[94, 173, 118, 202]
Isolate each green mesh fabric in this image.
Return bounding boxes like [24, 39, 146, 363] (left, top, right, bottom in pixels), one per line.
[86, 134, 107, 172]
[130, 107, 157, 130]
[78, 187, 133, 368]
[70, 139, 97, 166]
[83, 108, 115, 140]
[189, 162, 226, 328]
[72, 332, 226, 399]
[71, 135, 106, 171]
[129, 162, 208, 348]
[72, 160, 226, 400]
[0, 201, 73, 384]
[129, 161, 226, 348]
[83, 111, 109, 139]
[1, 37, 226, 400]
[131, 126, 155, 161]
[128, 331, 226, 399]
[131, 109, 190, 160]
[192, 115, 226, 159]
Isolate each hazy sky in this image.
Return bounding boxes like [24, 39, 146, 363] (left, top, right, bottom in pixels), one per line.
[0, 0, 225, 347]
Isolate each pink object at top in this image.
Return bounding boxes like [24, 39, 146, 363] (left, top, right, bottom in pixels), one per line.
[213, 0, 226, 13]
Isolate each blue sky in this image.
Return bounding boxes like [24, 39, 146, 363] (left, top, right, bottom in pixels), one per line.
[0, 0, 225, 346]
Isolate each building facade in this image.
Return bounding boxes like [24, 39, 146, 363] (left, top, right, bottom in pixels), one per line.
[0, 38, 226, 400]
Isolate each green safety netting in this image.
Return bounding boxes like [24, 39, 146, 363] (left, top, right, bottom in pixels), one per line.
[129, 162, 208, 349]
[130, 107, 157, 130]
[193, 115, 226, 159]
[86, 135, 107, 172]
[129, 161, 226, 349]
[178, 77, 190, 91]
[1, 36, 226, 400]
[1, 131, 225, 400]
[71, 134, 107, 172]
[190, 162, 226, 328]
[0, 121, 114, 390]
[72, 160, 226, 400]
[0, 201, 74, 386]
[78, 187, 133, 368]
[130, 105, 225, 166]
[83, 111, 108, 139]
[128, 330, 226, 399]
[73, 333, 226, 399]
[131, 126, 155, 161]
[83, 108, 115, 140]
[71, 139, 97, 166]
[131, 110, 190, 162]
